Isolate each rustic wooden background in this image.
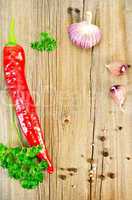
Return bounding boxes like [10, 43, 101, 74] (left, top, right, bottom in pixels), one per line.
[0, 0, 132, 199]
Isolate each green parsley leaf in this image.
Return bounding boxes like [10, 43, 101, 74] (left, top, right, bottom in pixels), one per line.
[31, 32, 57, 52]
[38, 160, 48, 170]
[0, 144, 48, 189]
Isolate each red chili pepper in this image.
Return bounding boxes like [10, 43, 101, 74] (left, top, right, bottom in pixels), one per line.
[3, 19, 54, 174]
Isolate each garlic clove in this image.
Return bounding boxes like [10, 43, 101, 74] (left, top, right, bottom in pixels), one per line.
[106, 61, 130, 76]
[109, 85, 126, 112]
[68, 11, 102, 49]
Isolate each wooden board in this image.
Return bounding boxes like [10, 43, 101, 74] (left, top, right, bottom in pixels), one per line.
[0, 0, 132, 199]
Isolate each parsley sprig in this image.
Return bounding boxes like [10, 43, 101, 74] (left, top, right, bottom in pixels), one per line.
[31, 32, 57, 52]
[0, 144, 48, 189]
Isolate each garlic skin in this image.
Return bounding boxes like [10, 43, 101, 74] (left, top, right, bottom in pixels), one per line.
[109, 85, 126, 112]
[106, 61, 130, 76]
[68, 11, 102, 49]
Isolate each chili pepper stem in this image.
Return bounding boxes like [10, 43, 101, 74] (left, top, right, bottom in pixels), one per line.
[7, 18, 17, 46]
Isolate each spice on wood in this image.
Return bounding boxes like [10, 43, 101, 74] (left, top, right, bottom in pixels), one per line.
[99, 174, 105, 180]
[126, 157, 131, 160]
[58, 175, 67, 180]
[107, 172, 115, 179]
[67, 168, 78, 173]
[98, 135, 106, 142]
[118, 126, 123, 130]
[102, 148, 109, 157]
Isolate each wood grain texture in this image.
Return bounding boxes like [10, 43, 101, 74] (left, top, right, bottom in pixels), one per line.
[0, 0, 132, 199]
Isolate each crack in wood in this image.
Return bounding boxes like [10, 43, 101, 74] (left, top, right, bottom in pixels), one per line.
[88, 46, 96, 199]
[81, 2, 96, 200]
[99, 143, 105, 200]
[61, 183, 64, 200]
[82, 0, 85, 19]
[89, 101, 96, 200]
[88, 8, 98, 200]
[89, 46, 94, 120]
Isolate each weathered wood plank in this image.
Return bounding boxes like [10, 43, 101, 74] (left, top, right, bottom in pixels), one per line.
[125, 0, 132, 11]
[0, 0, 132, 200]
[93, 0, 132, 200]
